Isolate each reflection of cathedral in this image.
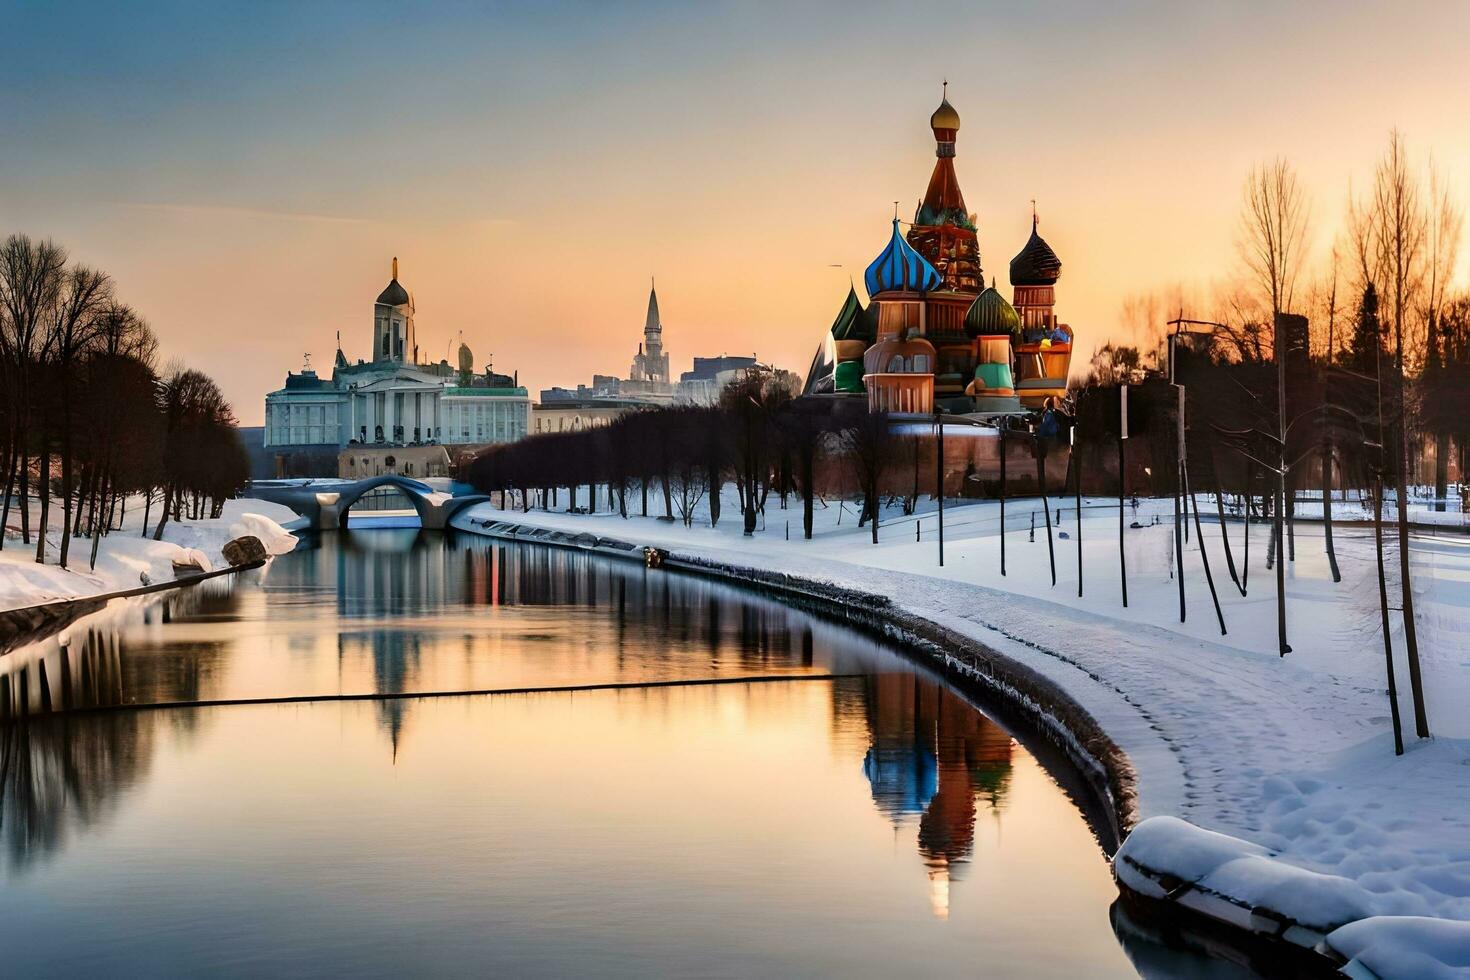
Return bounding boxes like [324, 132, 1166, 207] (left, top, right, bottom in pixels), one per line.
[847, 673, 1013, 918]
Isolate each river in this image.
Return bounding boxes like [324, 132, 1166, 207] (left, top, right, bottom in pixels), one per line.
[0, 529, 1241, 977]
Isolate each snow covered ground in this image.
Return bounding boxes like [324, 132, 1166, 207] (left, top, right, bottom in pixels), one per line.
[1, 497, 298, 611]
[455, 488, 1470, 975]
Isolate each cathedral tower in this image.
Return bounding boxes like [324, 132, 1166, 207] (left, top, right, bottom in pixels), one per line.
[373, 257, 417, 364]
[629, 280, 670, 383]
[906, 86, 983, 310]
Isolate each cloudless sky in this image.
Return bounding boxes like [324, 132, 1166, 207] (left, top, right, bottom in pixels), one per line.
[4, 0, 1468, 423]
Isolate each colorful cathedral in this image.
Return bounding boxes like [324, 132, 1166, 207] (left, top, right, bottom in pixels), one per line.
[804, 86, 1073, 416]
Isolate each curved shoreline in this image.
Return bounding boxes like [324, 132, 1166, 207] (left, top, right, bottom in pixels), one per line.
[462, 518, 1138, 849]
[457, 516, 1381, 977]
[0, 559, 267, 658]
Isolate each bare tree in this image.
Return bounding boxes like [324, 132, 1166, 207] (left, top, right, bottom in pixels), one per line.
[1240, 159, 1311, 347]
[41, 264, 111, 566]
[1239, 158, 1310, 655]
[1358, 130, 1431, 738]
[0, 235, 66, 552]
[1422, 163, 1463, 511]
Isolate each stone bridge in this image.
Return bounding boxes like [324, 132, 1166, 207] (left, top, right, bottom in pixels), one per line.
[247, 476, 489, 531]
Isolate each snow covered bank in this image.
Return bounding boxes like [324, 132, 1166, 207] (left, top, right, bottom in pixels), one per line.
[454, 489, 1470, 977]
[0, 498, 298, 612]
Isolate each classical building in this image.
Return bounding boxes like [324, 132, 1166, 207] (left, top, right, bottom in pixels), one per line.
[263, 259, 530, 475]
[805, 87, 1074, 415]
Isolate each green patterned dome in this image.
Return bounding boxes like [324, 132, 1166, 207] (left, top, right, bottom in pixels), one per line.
[964, 282, 1021, 336]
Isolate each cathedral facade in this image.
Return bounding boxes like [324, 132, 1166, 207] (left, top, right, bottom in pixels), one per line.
[806, 88, 1074, 416]
[263, 260, 530, 473]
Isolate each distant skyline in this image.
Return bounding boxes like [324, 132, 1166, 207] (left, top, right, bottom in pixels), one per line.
[5, 0, 1469, 424]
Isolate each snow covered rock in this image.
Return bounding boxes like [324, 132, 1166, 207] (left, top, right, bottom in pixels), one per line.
[221, 535, 268, 566]
[226, 511, 297, 556]
[170, 548, 212, 576]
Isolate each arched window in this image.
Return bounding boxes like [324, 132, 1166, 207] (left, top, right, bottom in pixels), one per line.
[911, 354, 930, 373]
[886, 355, 905, 372]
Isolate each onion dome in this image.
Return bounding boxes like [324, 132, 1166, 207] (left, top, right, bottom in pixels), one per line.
[829, 283, 875, 342]
[865, 219, 942, 296]
[376, 256, 411, 306]
[930, 98, 960, 135]
[1009, 217, 1062, 286]
[376, 279, 410, 305]
[965, 281, 1021, 336]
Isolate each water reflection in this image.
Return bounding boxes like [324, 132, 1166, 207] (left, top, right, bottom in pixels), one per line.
[845, 673, 1015, 918]
[0, 530, 1246, 975]
[0, 712, 153, 875]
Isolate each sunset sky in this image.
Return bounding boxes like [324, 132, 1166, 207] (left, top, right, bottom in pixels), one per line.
[6, 0, 1469, 425]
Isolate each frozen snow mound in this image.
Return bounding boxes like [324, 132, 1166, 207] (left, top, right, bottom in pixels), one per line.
[1325, 916, 1470, 980]
[1116, 817, 1470, 977]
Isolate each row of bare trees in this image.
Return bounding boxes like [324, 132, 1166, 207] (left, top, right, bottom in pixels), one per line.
[0, 234, 249, 569]
[1073, 130, 1466, 749]
[464, 366, 912, 541]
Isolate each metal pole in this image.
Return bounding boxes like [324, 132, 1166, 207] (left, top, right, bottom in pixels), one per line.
[1174, 384, 1186, 623]
[1036, 434, 1056, 586]
[1074, 424, 1082, 597]
[999, 425, 1007, 577]
[1119, 386, 1129, 607]
[936, 412, 945, 568]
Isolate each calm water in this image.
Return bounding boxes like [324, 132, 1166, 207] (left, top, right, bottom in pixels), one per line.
[0, 530, 1230, 977]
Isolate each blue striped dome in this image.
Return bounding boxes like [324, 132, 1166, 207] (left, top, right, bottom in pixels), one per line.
[864, 219, 941, 296]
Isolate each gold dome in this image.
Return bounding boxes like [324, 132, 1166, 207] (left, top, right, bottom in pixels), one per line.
[930, 97, 960, 133]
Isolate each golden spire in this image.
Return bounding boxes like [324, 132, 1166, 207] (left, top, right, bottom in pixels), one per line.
[392, 256, 398, 280]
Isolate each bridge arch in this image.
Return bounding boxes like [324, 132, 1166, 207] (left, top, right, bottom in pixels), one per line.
[248, 477, 488, 531]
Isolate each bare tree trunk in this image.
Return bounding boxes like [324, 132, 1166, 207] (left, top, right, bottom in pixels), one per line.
[19, 447, 31, 545]
[153, 483, 172, 541]
[1373, 475, 1404, 755]
[1322, 442, 1341, 582]
[1393, 417, 1428, 736]
[1434, 430, 1449, 512]
[801, 450, 814, 540]
[90, 473, 113, 569]
[35, 447, 51, 563]
[0, 446, 16, 552]
[59, 397, 74, 568]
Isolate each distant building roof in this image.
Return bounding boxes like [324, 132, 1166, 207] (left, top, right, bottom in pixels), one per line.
[681, 355, 757, 382]
[284, 371, 333, 390]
